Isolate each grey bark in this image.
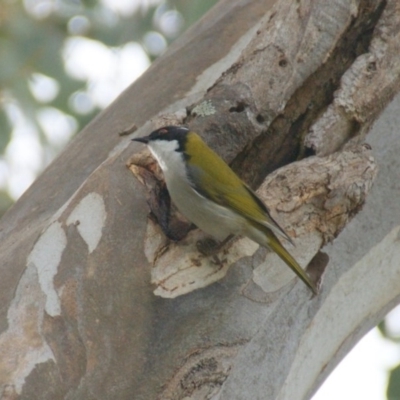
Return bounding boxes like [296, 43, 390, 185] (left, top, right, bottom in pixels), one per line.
[1, 0, 400, 399]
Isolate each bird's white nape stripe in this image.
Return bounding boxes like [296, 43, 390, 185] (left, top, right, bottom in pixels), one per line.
[148, 139, 182, 172]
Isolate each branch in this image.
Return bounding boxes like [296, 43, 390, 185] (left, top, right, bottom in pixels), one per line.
[0, 0, 399, 399]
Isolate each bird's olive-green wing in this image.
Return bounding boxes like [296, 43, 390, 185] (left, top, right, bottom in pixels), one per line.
[185, 132, 291, 241]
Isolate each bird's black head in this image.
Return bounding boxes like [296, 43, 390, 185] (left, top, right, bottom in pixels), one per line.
[132, 126, 189, 149]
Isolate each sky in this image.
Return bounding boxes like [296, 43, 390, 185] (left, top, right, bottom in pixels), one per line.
[313, 323, 399, 400]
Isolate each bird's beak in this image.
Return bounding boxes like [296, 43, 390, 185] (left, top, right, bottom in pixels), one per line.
[132, 136, 150, 144]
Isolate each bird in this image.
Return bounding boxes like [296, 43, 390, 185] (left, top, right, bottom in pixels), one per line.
[133, 125, 318, 295]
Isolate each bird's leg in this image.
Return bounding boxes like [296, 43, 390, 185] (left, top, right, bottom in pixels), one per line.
[196, 234, 235, 257]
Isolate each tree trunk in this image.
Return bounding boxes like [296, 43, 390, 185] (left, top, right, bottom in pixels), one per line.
[1, 0, 400, 399]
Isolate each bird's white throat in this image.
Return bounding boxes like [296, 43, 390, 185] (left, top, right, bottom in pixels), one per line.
[148, 139, 183, 173]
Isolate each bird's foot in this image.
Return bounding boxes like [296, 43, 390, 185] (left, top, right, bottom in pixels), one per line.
[196, 234, 234, 257]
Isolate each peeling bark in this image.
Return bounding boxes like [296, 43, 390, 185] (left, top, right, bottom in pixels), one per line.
[1, 0, 400, 399]
[305, 0, 400, 155]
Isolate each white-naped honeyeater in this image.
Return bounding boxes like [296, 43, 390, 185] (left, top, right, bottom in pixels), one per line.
[133, 126, 317, 295]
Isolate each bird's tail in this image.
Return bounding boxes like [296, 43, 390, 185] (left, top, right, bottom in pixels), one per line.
[249, 223, 318, 295]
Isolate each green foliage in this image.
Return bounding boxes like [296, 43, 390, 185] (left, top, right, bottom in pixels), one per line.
[0, 109, 11, 154]
[379, 314, 400, 400]
[387, 365, 400, 400]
